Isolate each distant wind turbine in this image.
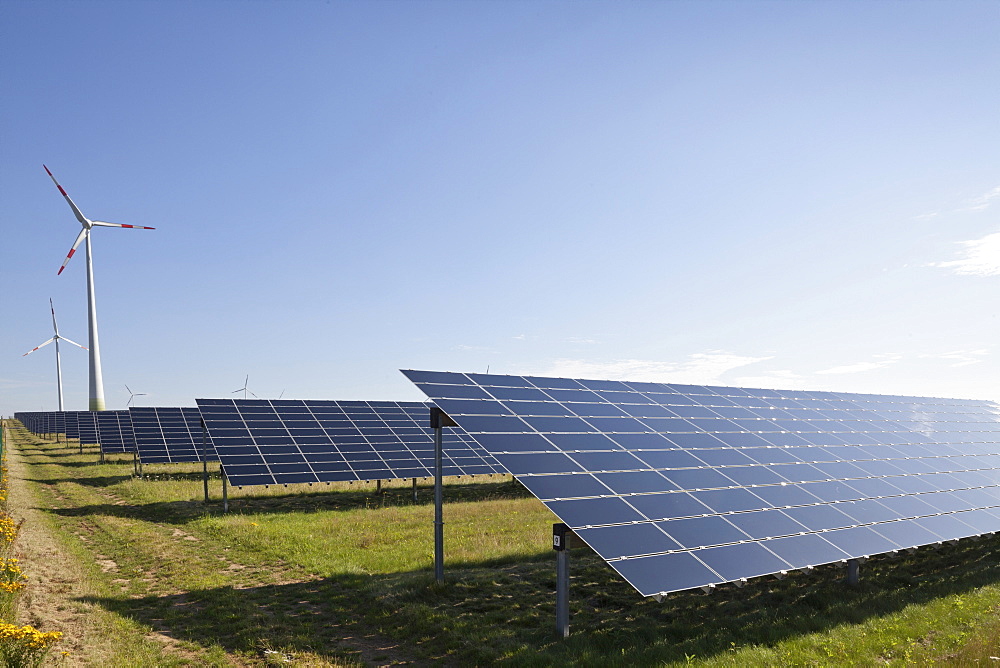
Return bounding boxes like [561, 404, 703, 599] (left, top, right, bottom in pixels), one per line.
[232, 375, 257, 399]
[125, 384, 148, 407]
[22, 298, 87, 411]
[46, 165, 155, 411]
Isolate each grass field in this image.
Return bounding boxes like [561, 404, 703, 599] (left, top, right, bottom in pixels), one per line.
[7, 421, 1000, 665]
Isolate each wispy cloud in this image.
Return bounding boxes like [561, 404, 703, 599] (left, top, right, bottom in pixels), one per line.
[816, 354, 903, 375]
[919, 349, 990, 367]
[564, 337, 598, 345]
[959, 186, 1000, 213]
[731, 370, 806, 390]
[455, 344, 492, 352]
[540, 351, 772, 384]
[930, 231, 1000, 277]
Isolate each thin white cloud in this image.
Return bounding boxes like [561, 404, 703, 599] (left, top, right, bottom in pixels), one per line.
[455, 344, 492, 352]
[564, 337, 598, 345]
[919, 349, 990, 367]
[931, 231, 1000, 277]
[959, 186, 1000, 213]
[731, 370, 806, 390]
[816, 354, 903, 376]
[540, 351, 772, 384]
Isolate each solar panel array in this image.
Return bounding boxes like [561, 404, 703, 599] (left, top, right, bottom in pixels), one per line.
[64, 411, 99, 444]
[14, 411, 67, 436]
[404, 370, 1000, 597]
[130, 407, 217, 464]
[196, 398, 506, 487]
[95, 411, 136, 454]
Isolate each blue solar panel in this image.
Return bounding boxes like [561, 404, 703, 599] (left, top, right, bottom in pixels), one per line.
[62, 411, 99, 445]
[95, 411, 136, 454]
[404, 370, 1000, 597]
[196, 398, 506, 488]
[129, 407, 217, 464]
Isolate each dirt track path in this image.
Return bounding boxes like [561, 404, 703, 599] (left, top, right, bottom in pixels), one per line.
[5, 427, 100, 665]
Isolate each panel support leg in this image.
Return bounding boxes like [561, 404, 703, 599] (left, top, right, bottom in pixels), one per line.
[846, 558, 860, 586]
[222, 471, 229, 514]
[429, 407, 456, 585]
[412, 477, 418, 502]
[376, 479, 382, 494]
[201, 419, 210, 503]
[554, 523, 571, 638]
[433, 424, 444, 584]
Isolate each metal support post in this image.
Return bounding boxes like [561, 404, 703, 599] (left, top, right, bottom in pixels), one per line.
[554, 523, 572, 638]
[412, 477, 418, 502]
[846, 558, 860, 586]
[222, 471, 229, 513]
[201, 419, 210, 503]
[376, 479, 382, 494]
[430, 407, 456, 584]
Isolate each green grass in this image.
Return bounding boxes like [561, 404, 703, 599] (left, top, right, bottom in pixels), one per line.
[11, 426, 1000, 665]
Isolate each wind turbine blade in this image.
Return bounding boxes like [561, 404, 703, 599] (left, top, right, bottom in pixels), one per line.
[59, 336, 88, 350]
[231, 388, 244, 394]
[49, 298, 59, 334]
[90, 221, 156, 230]
[43, 165, 89, 225]
[57, 227, 88, 275]
[125, 384, 133, 394]
[23, 338, 56, 356]
[248, 389, 258, 398]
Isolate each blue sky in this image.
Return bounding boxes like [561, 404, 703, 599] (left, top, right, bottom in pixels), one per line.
[2, 0, 998, 416]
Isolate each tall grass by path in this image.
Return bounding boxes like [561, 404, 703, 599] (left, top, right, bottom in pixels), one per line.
[12, 425, 1000, 665]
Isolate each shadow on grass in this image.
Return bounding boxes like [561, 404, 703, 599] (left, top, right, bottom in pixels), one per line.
[41, 479, 533, 525]
[26, 474, 135, 487]
[78, 534, 1000, 666]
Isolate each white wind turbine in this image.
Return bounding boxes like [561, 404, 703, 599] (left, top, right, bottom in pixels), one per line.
[22, 298, 88, 411]
[125, 384, 148, 407]
[232, 375, 257, 400]
[46, 165, 155, 411]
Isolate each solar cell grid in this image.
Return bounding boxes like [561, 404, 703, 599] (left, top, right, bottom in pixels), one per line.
[95, 411, 135, 453]
[404, 370, 1000, 597]
[129, 407, 217, 464]
[196, 398, 506, 487]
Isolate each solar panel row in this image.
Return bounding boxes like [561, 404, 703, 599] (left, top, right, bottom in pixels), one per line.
[403, 370, 1000, 597]
[95, 411, 136, 454]
[130, 407, 216, 463]
[196, 398, 505, 487]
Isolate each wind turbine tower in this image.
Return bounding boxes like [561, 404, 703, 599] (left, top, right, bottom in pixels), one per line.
[22, 298, 87, 411]
[45, 165, 155, 411]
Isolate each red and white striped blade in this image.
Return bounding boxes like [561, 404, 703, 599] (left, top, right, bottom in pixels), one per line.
[91, 220, 156, 230]
[43, 165, 89, 226]
[59, 336, 88, 351]
[57, 227, 88, 275]
[22, 337, 55, 356]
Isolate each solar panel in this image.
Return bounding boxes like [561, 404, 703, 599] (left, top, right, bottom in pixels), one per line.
[403, 370, 1000, 597]
[196, 398, 506, 488]
[95, 411, 136, 454]
[63, 411, 99, 444]
[129, 407, 217, 464]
